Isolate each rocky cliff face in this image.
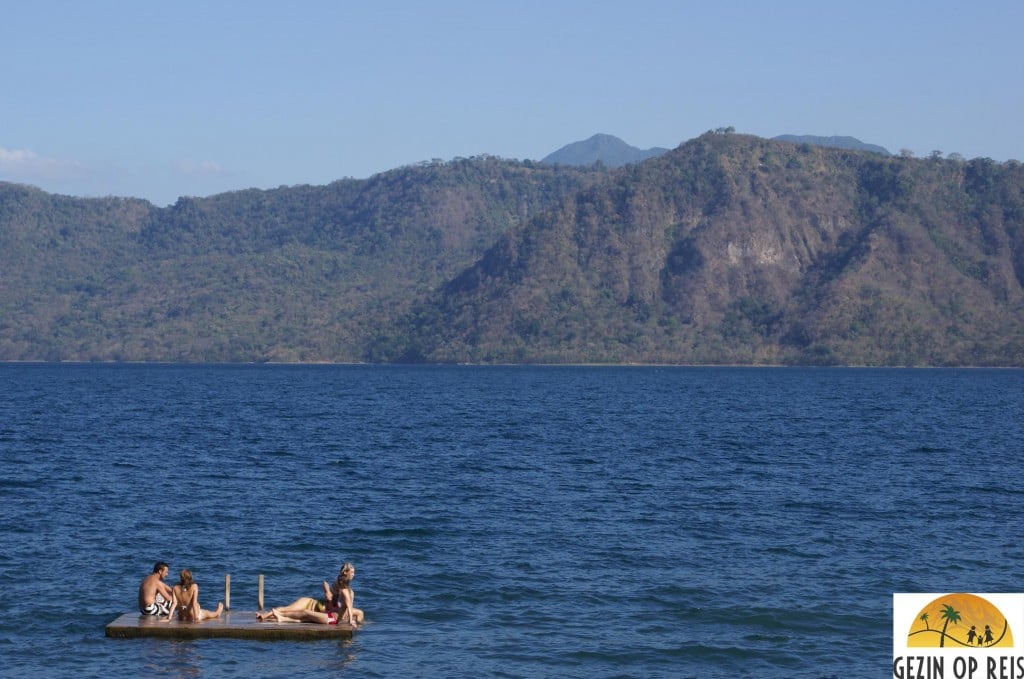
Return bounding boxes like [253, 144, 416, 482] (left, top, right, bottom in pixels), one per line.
[399, 133, 1024, 365]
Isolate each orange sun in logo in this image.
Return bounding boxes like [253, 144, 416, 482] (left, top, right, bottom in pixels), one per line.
[907, 593, 1013, 648]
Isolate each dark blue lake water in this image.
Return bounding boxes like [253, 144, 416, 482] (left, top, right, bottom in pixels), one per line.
[1, 364, 1022, 677]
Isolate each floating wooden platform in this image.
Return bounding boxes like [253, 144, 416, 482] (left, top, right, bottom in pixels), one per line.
[105, 611, 355, 640]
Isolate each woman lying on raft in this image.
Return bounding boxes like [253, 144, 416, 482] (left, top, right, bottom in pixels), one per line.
[257, 562, 363, 626]
[169, 569, 224, 622]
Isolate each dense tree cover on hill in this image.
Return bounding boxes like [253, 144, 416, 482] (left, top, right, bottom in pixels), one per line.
[1, 134, 1022, 365]
[383, 134, 1024, 365]
[771, 134, 891, 155]
[0, 157, 605, 361]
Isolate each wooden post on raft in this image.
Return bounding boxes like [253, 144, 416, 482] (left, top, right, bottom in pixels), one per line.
[258, 574, 264, 611]
[224, 574, 231, 611]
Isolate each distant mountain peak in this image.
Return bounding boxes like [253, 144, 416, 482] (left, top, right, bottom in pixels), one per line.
[541, 134, 670, 168]
[772, 134, 890, 156]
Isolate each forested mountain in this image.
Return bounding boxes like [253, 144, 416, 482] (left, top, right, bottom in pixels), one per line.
[0, 157, 606, 361]
[383, 133, 1024, 365]
[2, 133, 1023, 365]
[541, 132, 890, 168]
[772, 134, 891, 156]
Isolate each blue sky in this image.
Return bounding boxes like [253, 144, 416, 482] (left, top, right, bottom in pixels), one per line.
[2, 0, 1021, 206]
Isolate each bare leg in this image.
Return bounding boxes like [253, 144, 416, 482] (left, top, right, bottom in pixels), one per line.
[269, 608, 305, 623]
[273, 608, 332, 624]
[257, 608, 285, 621]
[257, 597, 319, 621]
[338, 608, 364, 626]
[199, 602, 224, 620]
[274, 598, 319, 615]
[271, 609, 300, 623]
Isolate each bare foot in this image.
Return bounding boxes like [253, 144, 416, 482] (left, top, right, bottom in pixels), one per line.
[271, 608, 297, 623]
[214, 602, 224, 618]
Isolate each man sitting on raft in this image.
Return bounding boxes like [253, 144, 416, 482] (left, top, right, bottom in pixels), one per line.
[138, 561, 174, 617]
[258, 562, 364, 626]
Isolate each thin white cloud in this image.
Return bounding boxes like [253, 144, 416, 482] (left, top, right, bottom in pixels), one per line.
[0, 146, 81, 180]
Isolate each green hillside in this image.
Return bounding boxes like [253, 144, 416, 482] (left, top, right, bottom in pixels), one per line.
[388, 133, 1024, 365]
[0, 157, 604, 361]
[2, 133, 1022, 365]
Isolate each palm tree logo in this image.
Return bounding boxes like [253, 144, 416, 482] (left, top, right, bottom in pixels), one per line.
[907, 593, 1012, 648]
[938, 604, 961, 647]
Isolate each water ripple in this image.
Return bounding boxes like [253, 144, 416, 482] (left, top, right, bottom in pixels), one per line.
[0, 364, 1021, 677]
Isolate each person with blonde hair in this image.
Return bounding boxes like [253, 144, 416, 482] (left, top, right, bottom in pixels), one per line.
[169, 569, 224, 622]
[258, 562, 363, 626]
